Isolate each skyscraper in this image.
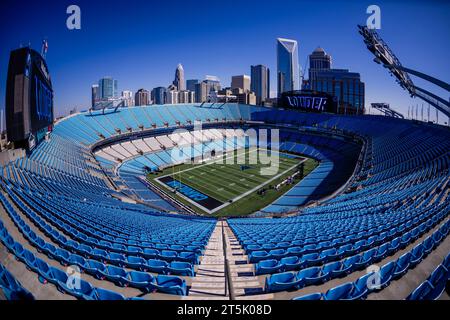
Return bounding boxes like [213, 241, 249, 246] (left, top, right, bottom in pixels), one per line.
[194, 77, 221, 103]
[151, 87, 166, 105]
[135, 89, 150, 106]
[91, 84, 99, 108]
[98, 77, 118, 99]
[231, 75, 251, 92]
[308, 68, 365, 115]
[173, 64, 185, 91]
[305, 48, 365, 115]
[195, 82, 208, 103]
[204, 76, 221, 92]
[250, 65, 270, 105]
[186, 79, 200, 92]
[308, 47, 332, 83]
[276, 38, 299, 96]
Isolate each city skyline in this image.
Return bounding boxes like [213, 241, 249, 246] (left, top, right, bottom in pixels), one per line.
[0, 0, 449, 123]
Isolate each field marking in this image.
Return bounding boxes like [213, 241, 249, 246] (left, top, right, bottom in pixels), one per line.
[157, 147, 260, 178]
[153, 147, 306, 214]
[208, 158, 307, 213]
[175, 166, 250, 198]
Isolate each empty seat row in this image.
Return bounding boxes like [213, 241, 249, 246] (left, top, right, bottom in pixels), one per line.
[289, 220, 450, 299]
[0, 220, 188, 297]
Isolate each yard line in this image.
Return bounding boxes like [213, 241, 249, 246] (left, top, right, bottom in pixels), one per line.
[176, 168, 245, 198]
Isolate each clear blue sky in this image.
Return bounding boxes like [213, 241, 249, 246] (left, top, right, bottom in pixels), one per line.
[0, 0, 449, 123]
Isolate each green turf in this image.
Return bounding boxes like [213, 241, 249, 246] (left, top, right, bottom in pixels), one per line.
[147, 148, 318, 216]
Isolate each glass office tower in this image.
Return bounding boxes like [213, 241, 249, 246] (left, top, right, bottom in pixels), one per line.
[99, 77, 118, 99]
[250, 64, 270, 105]
[277, 38, 299, 96]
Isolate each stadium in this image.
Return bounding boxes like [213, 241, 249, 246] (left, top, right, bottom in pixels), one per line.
[1, 99, 449, 301]
[0, 2, 449, 307]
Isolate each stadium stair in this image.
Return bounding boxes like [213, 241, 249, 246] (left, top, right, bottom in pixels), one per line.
[184, 221, 229, 300]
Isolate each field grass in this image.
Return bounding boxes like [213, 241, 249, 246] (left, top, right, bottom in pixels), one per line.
[147, 148, 318, 216]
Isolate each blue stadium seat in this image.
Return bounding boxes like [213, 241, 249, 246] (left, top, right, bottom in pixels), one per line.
[126, 256, 147, 271]
[292, 292, 322, 300]
[0, 264, 35, 300]
[280, 256, 303, 271]
[167, 261, 195, 276]
[109, 252, 127, 267]
[35, 258, 52, 284]
[409, 244, 425, 267]
[255, 259, 283, 275]
[297, 267, 323, 287]
[67, 278, 96, 300]
[323, 282, 354, 300]
[249, 251, 271, 263]
[406, 281, 435, 300]
[154, 275, 187, 296]
[392, 252, 411, 280]
[105, 265, 129, 287]
[332, 255, 359, 278]
[321, 261, 342, 282]
[86, 260, 107, 280]
[265, 272, 301, 293]
[147, 259, 168, 273]
[128, 270, 155, 292]
[354, 249, 376, 269]
[377, 261, 396, 289]
[426, 265, 449, 299]
[347, 272, 375, 300]
[94, 287, 126, 300]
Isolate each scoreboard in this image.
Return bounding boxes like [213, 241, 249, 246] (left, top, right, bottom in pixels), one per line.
[279, 90, 337, 114]
[5, 47, 54, 150]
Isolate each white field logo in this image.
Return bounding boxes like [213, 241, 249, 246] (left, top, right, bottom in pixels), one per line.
[169, 122, 280, 176]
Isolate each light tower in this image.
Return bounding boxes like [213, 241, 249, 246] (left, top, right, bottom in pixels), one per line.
[358, 25, 450, 122]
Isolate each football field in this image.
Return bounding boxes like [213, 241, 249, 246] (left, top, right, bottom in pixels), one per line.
[151, 148, 318, 216]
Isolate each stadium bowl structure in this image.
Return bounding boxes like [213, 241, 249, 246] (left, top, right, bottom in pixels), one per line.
[0, 103, 449, 300]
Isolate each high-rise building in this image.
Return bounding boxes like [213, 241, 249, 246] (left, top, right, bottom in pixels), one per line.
[91, 84, 99, 108]
[304, 48, 365, 115]
[195, 82, 208, 103]
[231, 75, 250, 92]
[121, 90, 134, 107]
[309, 69, 365, 115]
[195, 77, 221, 103]
[135, 89, 150, 106]
[233, 89, 256, 105]
[173, 64, 185, 91]
[204, 76, 221, 93]
[166, 90, 179, 104]
[98, 77, 118, 99]
[186, 79, 200, 92]
[250, 65, 270, 105]
[151, 87, 166, 105]
[308, 47, 332, 83]
[178, 90, 190, 104]
[188, 91, 195, 103]
[277, 38, 299, 96]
